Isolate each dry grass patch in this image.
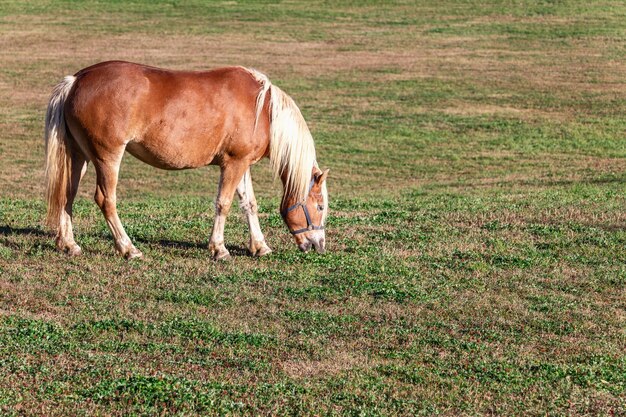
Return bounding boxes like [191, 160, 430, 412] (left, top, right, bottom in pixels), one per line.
[281, 349, 370, 379]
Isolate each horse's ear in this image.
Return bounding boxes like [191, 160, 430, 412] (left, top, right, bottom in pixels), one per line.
[315, 168, 330, 185]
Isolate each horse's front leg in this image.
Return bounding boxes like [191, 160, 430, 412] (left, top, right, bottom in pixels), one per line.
[236, 168, 272, 257]
[209, 163, 248, 260]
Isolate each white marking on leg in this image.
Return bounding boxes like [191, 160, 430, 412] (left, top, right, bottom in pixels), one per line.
[236, 169, 271, 256]
[56, 155, 87, 256]
[209, 196, 231, 260]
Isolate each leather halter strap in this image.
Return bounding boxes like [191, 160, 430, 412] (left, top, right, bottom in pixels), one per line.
[281, 178, 324, 235]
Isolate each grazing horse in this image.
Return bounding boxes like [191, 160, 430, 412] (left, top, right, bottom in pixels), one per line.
[44, 61, 329, 259]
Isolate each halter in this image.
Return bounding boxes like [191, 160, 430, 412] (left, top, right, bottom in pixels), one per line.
[281, 178, 325, 235]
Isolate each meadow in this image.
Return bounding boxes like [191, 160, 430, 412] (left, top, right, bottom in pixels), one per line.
[0, 1, 625, 415]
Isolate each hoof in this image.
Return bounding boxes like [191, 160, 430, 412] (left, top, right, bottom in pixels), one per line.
[209, 242, 230, 261]
[255, 246, 272, 257]
[212, 249, 231, 261]
[253, 245, 272, 257]
[57, 239, 82, 257]
[249, 240, 272, 257]
[124, 248, 143, 260]
[65, 245, 82, 257]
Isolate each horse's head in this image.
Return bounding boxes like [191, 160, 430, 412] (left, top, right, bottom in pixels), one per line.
[281, 167, 329, 253]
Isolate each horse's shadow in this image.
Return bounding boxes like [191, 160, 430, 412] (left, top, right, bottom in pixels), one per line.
[0, 225, 49, 238]
[0, 226, 251, 257]
[135, 237, 250, 257]
[0, 225, 54, 253]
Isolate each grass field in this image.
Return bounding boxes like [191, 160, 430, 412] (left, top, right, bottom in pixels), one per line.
[1, 1, 625, 415]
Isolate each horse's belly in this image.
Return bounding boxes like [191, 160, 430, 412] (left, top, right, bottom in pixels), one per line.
[125, 140, 216, 170]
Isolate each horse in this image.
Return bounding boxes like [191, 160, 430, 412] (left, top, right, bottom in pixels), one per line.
[44, 61, 329, 260]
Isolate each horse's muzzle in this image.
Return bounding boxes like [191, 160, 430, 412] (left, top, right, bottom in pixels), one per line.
[299, 236, 325, 254]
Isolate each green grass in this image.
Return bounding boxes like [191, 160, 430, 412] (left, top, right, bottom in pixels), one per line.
[1, 0, 625, 415]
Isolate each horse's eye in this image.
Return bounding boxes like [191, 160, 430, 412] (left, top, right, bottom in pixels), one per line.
[317, 204, 324, 211]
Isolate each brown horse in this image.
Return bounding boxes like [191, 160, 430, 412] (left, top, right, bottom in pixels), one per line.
[44, 61, 329, 259]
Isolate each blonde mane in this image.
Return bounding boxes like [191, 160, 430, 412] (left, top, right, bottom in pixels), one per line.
[244, 68, 317, 203]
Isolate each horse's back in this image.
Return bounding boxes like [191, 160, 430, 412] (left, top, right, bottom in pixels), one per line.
[64, 61, 269, 170]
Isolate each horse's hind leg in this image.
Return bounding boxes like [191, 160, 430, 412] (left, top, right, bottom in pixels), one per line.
[92, 149, 142, 260]
[236, 168, 272, 257]
[56, 146, 87, 256]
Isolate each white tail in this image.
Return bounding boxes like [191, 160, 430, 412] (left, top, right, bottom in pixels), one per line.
[245, 68, 318, 203]
[44, 75, 76, 229]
